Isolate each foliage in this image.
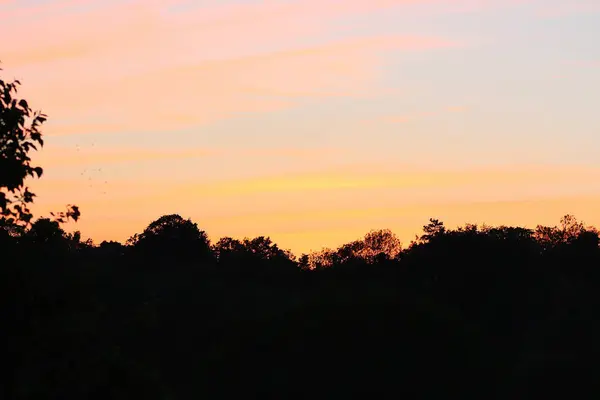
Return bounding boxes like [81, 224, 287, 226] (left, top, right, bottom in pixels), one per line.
[25, 218, 66, 244]
[534, 214, 589, 250]
[127, 214, 211, 264]
[0, 68, 45, 225]
[3, 212, 600, 398]
[419, 218, 446, 243]
[0, 65, 79, 229]
[213, 235, 296, 276]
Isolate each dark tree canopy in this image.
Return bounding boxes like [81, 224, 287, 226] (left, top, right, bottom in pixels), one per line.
[26, 218, 65, 244]
[213, 235, 297, 276]
[127, 214, 211, 264]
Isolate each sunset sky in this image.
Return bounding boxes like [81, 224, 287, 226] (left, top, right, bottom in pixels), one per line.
[2, 0, 600, 253]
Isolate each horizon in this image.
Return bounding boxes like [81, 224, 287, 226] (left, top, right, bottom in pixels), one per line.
[2, 0, 600, 254]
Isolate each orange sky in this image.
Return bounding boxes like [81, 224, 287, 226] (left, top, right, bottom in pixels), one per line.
[3, 0, 600, 254]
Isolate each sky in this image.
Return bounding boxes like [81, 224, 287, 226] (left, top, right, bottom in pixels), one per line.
[1, 0, 600, 254]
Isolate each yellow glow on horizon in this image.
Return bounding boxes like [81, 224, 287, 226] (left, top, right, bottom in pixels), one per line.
[37, 195, 600, 254]
[29, 161, 600, 254]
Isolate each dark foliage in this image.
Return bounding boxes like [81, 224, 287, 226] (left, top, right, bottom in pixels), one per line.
[4, 212, 600, 399]
[0, 66, 79, 228]
[126, 214, 212, 267]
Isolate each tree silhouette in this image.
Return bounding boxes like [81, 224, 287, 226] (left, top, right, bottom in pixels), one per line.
[0, 68, 45, 225]
[303, 248, 335, 270]
[127, 214, 211, 265]
[98, 240, 126, 258]
[0, 65, 79, 230]
[360, 228, 402, 262]
[242, 236, 294, 262]
[535, 214, 590, 250]
[26, 218, 66, 244]
[213, 236, 245, 262]
[301, 229, 402, 270]
[213, 235, 297, 277]
[419, 218, 446, 243]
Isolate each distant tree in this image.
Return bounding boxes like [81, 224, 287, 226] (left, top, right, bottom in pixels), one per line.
[127, 214, 211, 264]
[0, 65, 79, 229]
[63, 230, 94, 253]
[212, 237, 245, 263]
[125, 233, 140, 247]
[242, 236, 295, 262]
[311, 229, 403, 268]
[420, 218, 446, 243]
[98, 240, 126, 257]
[22, 217, 71, 257]
[298, 254, 311, 270]
[361, 229, 402, 262]
[535, 214, 588, 250]
[26, 218, 66, 245]
[305, 248, 336, 270]
[214, 235, 296, 274]
[559, 214, 586, 238]
[333, 240, 365, 265]
[482, 225, 534, 241]
[456, 223, 479, 233]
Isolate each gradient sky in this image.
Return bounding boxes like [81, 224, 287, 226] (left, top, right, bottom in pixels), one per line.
[2, 0, 600, 253]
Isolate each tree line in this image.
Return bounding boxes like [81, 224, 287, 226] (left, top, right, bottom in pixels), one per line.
[4, 209, 600, 273]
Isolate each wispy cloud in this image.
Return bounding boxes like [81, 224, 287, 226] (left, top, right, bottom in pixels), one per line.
[31, 163, 600, 204]
[166, 164, 600, 197]
[37, 145, 348, 167]
[1, 0, 462, 137]
[27, 35, 455, 136]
